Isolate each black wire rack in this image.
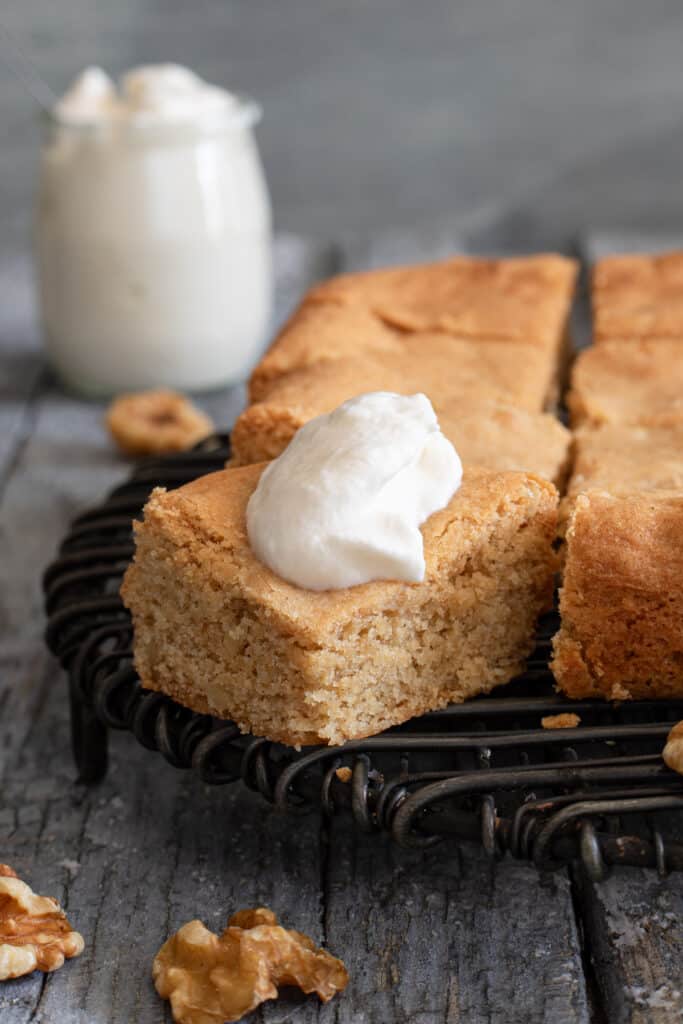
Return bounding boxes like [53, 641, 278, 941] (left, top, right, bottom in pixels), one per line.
[43, 434, 683, 877]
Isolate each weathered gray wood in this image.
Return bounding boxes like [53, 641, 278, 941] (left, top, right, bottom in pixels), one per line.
[577, 864, 683, 1024]
[0, 252, 42, 491]
[320, 823, 589, 1024]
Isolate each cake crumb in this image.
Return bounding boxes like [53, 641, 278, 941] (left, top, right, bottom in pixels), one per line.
[58, 859, 81, 878]
[542, 713, 581, 730]
[335, 767, 352, 783]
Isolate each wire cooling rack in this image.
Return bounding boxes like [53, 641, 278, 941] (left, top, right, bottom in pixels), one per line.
[43, 435, 683, 877]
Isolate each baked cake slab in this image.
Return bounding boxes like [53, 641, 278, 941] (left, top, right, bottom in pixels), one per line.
[121, 464, 558, 747]
[567, 339, 683, 427]
[593, 251, 683, 342]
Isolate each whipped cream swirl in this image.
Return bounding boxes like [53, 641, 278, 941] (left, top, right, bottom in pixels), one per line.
[246, 392, 462, 591]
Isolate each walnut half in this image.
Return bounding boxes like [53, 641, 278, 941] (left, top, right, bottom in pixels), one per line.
[153, 906, 348, 1024]
[106, 389, 214, 456]
[0, 866, 84, 980]
[663, 721, 683, 774]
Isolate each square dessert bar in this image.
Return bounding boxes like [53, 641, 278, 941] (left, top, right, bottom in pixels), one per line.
[552, 491, 683, 700]
[232, 375, 571, 485]
[250, 254, 577, 403]
[306, 253, 577, 344]
[121, 464, 559, 747]
[566, 423, 683, 502]
[593, 251, 683, 342]
[232, 341, 567, 468]
[567, 339, 683, 427]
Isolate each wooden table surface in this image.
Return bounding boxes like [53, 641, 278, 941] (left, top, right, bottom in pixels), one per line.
[1, 229, 682, 1024]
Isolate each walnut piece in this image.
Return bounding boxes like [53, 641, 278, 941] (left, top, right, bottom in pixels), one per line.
[663, 721, 683, 774]
[106, 389, 214, 456]
[541, 713, 581, 730]
[0, 867, 84, 980]
[153, 906, 348, 1024]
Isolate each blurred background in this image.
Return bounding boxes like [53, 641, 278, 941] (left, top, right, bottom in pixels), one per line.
[3, 0, 683, 249]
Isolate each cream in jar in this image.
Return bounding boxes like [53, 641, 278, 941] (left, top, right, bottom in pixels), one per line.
[37, 64, 272, 395]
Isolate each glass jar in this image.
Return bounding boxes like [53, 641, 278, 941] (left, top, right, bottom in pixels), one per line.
[35, 99, 272, 396]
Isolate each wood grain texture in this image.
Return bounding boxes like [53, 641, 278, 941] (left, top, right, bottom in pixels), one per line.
[577, 864, 683, 1024]
[321, 822, 589, 1024]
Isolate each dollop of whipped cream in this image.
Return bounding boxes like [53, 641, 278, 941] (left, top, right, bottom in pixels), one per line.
[54, 64, 239, 124]
[246, 392, 463, 591]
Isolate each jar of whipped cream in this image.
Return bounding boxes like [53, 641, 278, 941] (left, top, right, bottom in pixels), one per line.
[36, 65, 272, 395]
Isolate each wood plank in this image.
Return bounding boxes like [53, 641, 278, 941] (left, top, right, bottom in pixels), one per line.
[322, 823, 590, 1024]
[0, 252, 43, 492]
[576, 862, 683, 1024]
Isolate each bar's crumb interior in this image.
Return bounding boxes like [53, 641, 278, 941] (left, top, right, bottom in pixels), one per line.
[121, 465, 558, 746]
[552, 490, 683, 700]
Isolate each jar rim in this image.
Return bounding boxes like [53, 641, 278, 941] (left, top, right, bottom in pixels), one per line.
[41, 93, 262, 135]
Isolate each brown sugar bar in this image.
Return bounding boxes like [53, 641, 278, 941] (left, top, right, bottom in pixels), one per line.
[305, 254, 577, 343]
[233, 335, 567, 467]
[559, 422, 683, 531]
[552, 491, 683, 700]
[121, 464, 558, 747]
[567, 339, 683, 427]
[250, 254, 578, 403]
[232, 376, 571, 485]
[567, 422, 683, 501]
[593, 251, 683, 342]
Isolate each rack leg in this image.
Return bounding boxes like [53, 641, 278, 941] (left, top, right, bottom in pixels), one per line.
[69, 673, 108, 783]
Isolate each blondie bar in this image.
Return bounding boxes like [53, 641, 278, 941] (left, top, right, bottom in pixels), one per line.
[567, 423, 683, 500]
[121, 464, 558, 746]
[552, 490, 683, 700]
[250, 254, 577, 403]
[593, 251, 683, 342]
[232, 380, 570, 484]
[567, 339, 683, 427]
[233, 330, 566, 462]
[306, 254, 577, 342]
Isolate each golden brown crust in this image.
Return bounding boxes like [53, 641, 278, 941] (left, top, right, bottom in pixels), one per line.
[567, 340, 683, 427]
[249, 254, 577, 405]
[249, 303, 402, 402]
[552, 491, 683, 700]
[306, 254, 577, 344]
[122, 464, 558, 746]
[593, 251, 683, 342]
[560, 422, 683, 526]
